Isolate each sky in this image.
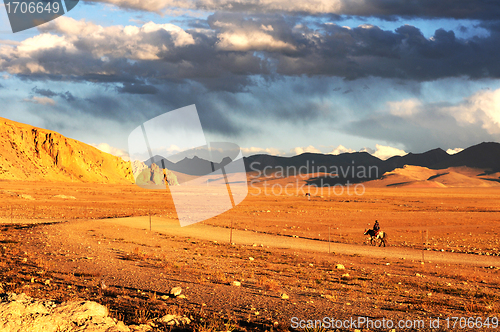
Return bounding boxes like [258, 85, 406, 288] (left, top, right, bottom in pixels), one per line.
[1, 0, 500, 161]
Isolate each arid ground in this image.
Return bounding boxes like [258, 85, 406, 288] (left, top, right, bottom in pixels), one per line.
[1, 178, 500, 331]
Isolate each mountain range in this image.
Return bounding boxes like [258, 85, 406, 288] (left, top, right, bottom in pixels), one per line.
[154, 142, 500, 182]
[1, 116, 499, 186]
[243, 142, 500, 184]
[144, 155, 233, 176]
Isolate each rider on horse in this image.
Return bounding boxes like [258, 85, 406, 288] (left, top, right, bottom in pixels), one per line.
[373, 220, 380, 236]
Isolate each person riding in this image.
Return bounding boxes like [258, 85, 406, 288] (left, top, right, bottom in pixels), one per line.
[373, 220, 380, 236]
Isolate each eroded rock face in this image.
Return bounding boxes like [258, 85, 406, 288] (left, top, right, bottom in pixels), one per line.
[151, 163, 164, 185]
[135, 167, 152, 185]
[164, 169, 179, 186]
[132, 160, 148, 179]
[133, 162, 179, 186]
[0, 117, 134, 184]
[0, 293, 130, 332]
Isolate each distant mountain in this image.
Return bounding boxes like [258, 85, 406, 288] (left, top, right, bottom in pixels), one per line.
[244, 151, 386, 184]
[242, 142, 500, 184]
[144, 155, 177, 170]
[145, 155, 233, 176]
[0, 117, 134, 183]
[384, 148, 451, 170]
[245, 151, 385, 174]
[142, 142, 500, 183]
[432, 142, 500, 172]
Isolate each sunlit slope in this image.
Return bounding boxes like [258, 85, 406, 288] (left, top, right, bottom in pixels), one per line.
[365, 165, 500, 188]
[0, 117, 133, 183]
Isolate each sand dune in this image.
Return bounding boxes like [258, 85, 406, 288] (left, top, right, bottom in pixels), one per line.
[365, 165, 500, 188]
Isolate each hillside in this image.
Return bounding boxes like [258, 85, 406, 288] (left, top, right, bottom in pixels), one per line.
[0, 118, 134, 183]
[432, 142, 500, 171]
[365, 165, 500, 188]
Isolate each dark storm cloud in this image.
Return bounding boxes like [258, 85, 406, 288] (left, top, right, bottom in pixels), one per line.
[206, 13, 500, 81]
[45, 75, 332, 138]
[117, 82, 159, 94]
[339, 0, 500, 20]
[271, 22, 500, 81]
[62, 91, 76, 102]
[2, 15, 500, 143]
[83, 95, 123, 119]
[32, 87, 77, 102]
[6, 18, 269, 93]
[32, 87, 58, 97]
[84, 81, 246, 137]
[3, 16, 500, 91]
[86, 0, 500, 20]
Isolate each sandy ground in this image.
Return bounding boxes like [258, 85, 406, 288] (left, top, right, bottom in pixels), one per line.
[1, 180, 500, 331]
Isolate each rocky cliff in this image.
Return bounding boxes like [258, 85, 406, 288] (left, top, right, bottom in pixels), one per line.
[0, 117, 134, 184]
[133, 161, 179, 186]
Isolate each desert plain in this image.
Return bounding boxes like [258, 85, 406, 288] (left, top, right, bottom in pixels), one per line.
[1, 174, 500, 332]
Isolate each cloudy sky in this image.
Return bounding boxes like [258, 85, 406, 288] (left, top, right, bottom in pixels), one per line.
[1, 0, 500, 160]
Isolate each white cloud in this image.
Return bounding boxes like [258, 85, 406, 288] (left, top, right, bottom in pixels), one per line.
[386, 88, 500, 141]
[162, 144, 184, 155]
[22, 96, 56, 105]
[215, 21, 296, 52]
[372, 144, 407, 160]
[241, 146, 283, 156]
[291, 145, 321, 155]
[0, 17, 196, 75]
[387, 98, 422, 117]
[88, 0, 188, 13]
[328, 144, 406, 159]
[0, 40, 20, 46]
[446, 148, 464, 155]
[370, 87, 500, 151]
[217, 30, 295, 51]
[445, 88, 500, 135]
[17, 33, 75, 54]
[327, 144, 355, 155]
[91, 143, 130, 160]
[247, 144, 407, 160]
[359, 24, 376, 29]
[89, 0, 343, 14]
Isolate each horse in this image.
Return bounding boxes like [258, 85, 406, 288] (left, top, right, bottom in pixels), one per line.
[364, 229, 388, 247]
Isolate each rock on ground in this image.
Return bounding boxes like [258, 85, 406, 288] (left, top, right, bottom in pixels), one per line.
[0, 293, 149, 332]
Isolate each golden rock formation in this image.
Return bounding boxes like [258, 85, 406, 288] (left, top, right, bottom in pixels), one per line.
[0, 117, 134, 184]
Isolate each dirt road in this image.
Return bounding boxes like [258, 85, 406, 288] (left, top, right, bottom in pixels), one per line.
[102, 216, 500, 267]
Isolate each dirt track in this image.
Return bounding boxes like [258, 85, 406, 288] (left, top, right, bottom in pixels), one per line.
[102, 216, 500, 267]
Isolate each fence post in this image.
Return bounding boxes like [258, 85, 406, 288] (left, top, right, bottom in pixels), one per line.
[328, 226, 331, 254]
[421, 230, 425, 263]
